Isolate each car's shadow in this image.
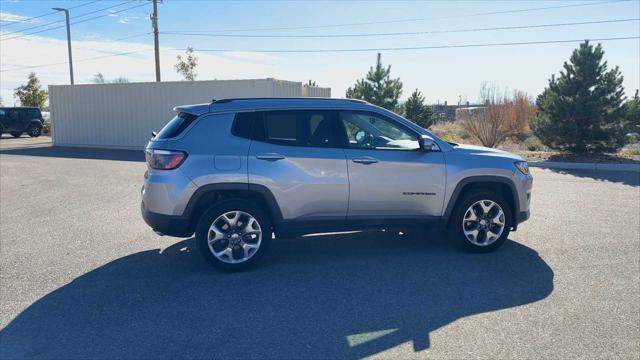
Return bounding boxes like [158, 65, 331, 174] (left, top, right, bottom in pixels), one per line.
[548, 168, 640, 187]
[0, 231, 553, 359]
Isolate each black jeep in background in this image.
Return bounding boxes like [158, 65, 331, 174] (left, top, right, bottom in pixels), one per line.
[0, 107, 44, 138]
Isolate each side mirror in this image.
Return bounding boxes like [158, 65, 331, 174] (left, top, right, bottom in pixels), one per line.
[355, 130, 366, 143]
[418, 135, 434, 151]
[151, 131, 158, 139]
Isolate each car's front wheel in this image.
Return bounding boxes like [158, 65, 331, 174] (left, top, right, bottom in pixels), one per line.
[27, 123, 42, 137]
[11, 131, 22, 138]
[196, 199, 272, 271]
[448, 190, 511, 252]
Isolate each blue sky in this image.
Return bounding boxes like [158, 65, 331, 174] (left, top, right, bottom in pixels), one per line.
[1, 0, 639, 106]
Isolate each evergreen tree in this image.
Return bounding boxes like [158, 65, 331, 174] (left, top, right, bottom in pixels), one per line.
[625, 89, 640, 132]
[403, 89, 434, 129]
[346, 53, 402, 111]
[530, 41, 626, 152]
[14, 72, 48, 109]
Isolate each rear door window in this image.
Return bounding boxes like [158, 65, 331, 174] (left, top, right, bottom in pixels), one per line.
[254, 110, 338, 148]
[155, 112, 198, 140]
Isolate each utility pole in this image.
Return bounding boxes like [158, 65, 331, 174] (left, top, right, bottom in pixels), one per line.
[151, 0, 161, 82]
[53, 7, 74, 84]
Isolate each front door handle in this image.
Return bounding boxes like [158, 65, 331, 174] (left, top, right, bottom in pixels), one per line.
[352, 156, 379, 164]
[257, 153, 286, 161]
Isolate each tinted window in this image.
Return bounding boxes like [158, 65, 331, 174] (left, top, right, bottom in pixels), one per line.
[265, 112, 297, 142]
[27, 109, 41, 118]
[339, 111, 419, 150]
[232, 112, 258, 139]
[256, 110, 337, 147]
[8, 109, 19, 120]
[155, 112, 198, 140]
[0, 109, 6, 118]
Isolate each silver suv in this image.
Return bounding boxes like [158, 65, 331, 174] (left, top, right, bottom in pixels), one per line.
[142, 98, 532, 271]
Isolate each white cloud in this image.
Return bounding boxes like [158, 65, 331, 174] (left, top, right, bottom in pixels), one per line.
[107, 10, 143, 25]
[0, 33, 279, 105]
[221, 51, 279, 63]
[0, 10, 34, 24]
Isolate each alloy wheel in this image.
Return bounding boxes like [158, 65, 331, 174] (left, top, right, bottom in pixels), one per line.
[462, 200, 506, 246]
[207, 211, 262, 264]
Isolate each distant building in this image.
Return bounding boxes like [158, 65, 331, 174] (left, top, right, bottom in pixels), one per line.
[430, 101, 484, 122]
[49, 78, 331, 149]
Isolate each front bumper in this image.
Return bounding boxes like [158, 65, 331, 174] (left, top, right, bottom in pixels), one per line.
[141, 201, 193, 238]
[517, 210, 530, 224]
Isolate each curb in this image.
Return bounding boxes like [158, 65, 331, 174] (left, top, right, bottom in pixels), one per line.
[529, 161, 640, 172]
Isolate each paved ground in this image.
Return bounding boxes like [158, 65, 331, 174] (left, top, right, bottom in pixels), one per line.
[1, 136, 639, 359]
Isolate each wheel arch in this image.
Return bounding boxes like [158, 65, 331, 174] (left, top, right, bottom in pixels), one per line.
[183, 183, 283, 234]
[26, 119, 43, 129]
[444, 176, 519, 229]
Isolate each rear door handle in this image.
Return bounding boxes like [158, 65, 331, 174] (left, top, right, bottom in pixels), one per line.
[257, 153, 286, 161]
[352, 156, 379, 164]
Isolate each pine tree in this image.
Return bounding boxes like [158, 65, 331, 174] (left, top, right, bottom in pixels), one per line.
[625, 89, 640, 132]
[403, 89, 434, 129]
[530, 41, 627, 152]
[14, 72, 48, 109]
[346, 53, 402, 111]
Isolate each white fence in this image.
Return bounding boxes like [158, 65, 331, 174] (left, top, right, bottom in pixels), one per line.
[50, 79, 331, 149]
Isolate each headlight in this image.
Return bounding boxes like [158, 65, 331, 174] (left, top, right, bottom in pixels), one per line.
[514, 161, 530, 175]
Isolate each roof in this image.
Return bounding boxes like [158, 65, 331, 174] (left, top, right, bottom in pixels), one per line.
[174, 98, 370, 116]
[0, 106, 40, 110]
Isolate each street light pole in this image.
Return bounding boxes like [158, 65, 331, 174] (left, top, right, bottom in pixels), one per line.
[53, 7, 74, 85]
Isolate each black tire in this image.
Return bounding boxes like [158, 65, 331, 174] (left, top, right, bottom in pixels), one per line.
[27, 123, 42, 137]
[11, 131, 22, 138]
[196, 199, 272, 272]
[447, 189, 512, 253]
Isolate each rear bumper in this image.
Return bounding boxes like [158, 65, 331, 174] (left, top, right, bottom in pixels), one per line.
[141, 201, 193, 237]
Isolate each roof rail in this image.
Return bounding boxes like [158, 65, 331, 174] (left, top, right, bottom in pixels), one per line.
[209, 97, 367, 105]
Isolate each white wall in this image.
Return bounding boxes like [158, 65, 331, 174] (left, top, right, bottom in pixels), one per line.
[50, 79, 331, 150]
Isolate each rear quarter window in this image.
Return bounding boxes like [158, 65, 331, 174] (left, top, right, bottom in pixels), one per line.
[155, 112, 198, 140]
[27, 109, 41, 119]
[231, 112, 259, 139]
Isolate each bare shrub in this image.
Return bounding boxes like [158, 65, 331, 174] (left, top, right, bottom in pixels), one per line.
[460, 84, 537, 148]
[507, 91, 536, 135]
[460, 84, 509, 147]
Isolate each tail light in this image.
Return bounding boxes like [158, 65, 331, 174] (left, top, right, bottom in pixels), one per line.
[145, 149, 187, 170]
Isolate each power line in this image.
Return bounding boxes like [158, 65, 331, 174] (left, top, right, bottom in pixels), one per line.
[191, 36, 640, 53]
[0, 48, 153, 73]
[163, 0, 632, 33]
[1, 2, 150, 43]
[163, 18, 640, 38]
[0, 0, 101, 28]
[1, 1, 134, 38]
[72, 32, 152, 54]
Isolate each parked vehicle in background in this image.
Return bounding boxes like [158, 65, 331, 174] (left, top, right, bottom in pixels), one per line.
[0, 107, 44, 138]
[141, 98, 533, 271]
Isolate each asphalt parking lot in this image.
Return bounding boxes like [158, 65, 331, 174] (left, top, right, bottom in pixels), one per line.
[1, 135, 639, 359]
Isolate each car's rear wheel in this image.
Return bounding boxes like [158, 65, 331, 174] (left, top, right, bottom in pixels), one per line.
[448, 190, 511, 252]
[27, 123, 42, 137]
[196, 199, 272, 271]
[11, 131, 22, 138]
